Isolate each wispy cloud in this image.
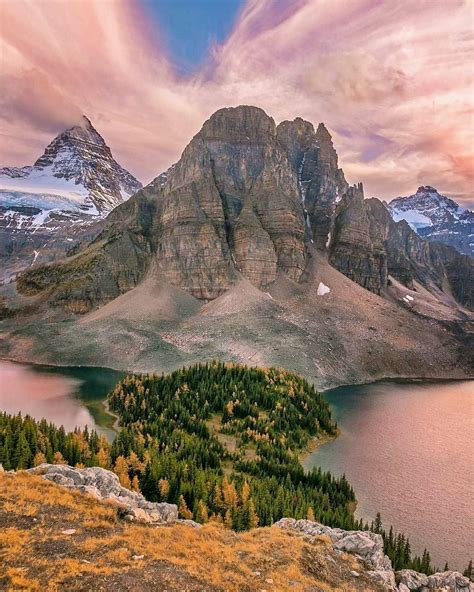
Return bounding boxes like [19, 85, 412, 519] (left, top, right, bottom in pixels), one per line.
[0, 0, 472, 205]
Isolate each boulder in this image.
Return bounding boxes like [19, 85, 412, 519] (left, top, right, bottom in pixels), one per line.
[27, 464, 178, 524]
[368, 568, 396, 590]
[275, 518, 395, 589]
[427, 571, 473, 591]
[396, 569, 429, 590]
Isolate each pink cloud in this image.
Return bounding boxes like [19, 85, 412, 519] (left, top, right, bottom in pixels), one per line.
[0, 0, 472, 206]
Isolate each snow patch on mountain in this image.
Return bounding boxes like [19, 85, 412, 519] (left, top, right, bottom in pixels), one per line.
[317, 282, 331, 296]
[389, 209, 432, 229]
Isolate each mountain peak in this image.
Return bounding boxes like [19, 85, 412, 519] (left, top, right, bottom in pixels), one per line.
[57, 115, 106, 147]
[315, 122, 332, 142]
[387, 187, 473, 257]
[416, 185, 438, 194]
[200, 105, 276, 142]
[0, 116, 142, 217]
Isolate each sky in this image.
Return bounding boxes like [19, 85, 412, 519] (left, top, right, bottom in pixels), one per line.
[0, 0, 473, 206]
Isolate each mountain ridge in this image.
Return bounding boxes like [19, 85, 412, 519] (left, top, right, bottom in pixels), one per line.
[1, 105, 472, 386]
[13, 106, 472, 310]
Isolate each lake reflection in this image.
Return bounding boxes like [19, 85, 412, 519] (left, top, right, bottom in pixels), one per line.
[0, 360, 123, 439]
[304, 380, 474, 570]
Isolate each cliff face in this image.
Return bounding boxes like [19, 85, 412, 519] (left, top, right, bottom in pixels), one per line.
[432, 243, 474, 310]
[14, 105, 473, 313]
[153, 106, 306, 298]
[277, 118, 348, 249]
[328, 189, 473, 308]
[329, 185, 388, 294]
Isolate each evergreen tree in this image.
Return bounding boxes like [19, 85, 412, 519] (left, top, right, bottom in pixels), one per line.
[463, 560, 473, 581]
[178, 495, 193, 520]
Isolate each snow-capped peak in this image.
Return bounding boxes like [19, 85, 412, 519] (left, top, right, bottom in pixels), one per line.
[388, 186, 467, 228]
[387, 186, 473, 257]
[0, 116, 142, 217]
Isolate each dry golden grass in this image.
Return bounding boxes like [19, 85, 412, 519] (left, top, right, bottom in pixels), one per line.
[0, 471, 384, 591]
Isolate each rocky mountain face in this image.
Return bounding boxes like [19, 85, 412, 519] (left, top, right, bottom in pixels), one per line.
[154, 106, 306, 298]
[328, 185, 473, 308]
[13, 105, 473, 314]
[277, 118, 348, 249]
[388, 186, 473, 257]
[0, 117, 141, 282]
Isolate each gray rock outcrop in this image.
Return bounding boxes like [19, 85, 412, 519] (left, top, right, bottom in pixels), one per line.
[426, 571, 473, 592]
[27, 463, 177, 524]
[397, 570, 429, 590]
[275, 518, 473, 592]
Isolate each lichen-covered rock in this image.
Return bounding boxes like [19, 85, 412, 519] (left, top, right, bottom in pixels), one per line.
[275, 518, 395, 589]
[427, 571, 473, 591]
[275, 519, 473, 592]
[27, 464, 178, 524]
[396, 569, 429, 590]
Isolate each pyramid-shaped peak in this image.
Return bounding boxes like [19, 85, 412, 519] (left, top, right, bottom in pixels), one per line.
[315, 122, 332, 141]
[61, 115, 105, 146]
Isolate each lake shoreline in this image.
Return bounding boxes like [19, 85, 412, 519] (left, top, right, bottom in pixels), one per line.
[1, 354, 472, 393]
[303, 380, 474, 570]
[299, 428, 340, 464]
[1, 359, 472, 570]
[102, 399, 121, 435]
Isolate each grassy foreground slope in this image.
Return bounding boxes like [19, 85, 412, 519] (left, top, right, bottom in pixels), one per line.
[0, 471, 386, 592]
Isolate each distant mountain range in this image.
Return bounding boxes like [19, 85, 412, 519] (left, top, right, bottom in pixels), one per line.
[1, 105, 471, 388]
[14, 105, 471, 310]
[388, 186, 473, 257]
[0, 116, 141, 281]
